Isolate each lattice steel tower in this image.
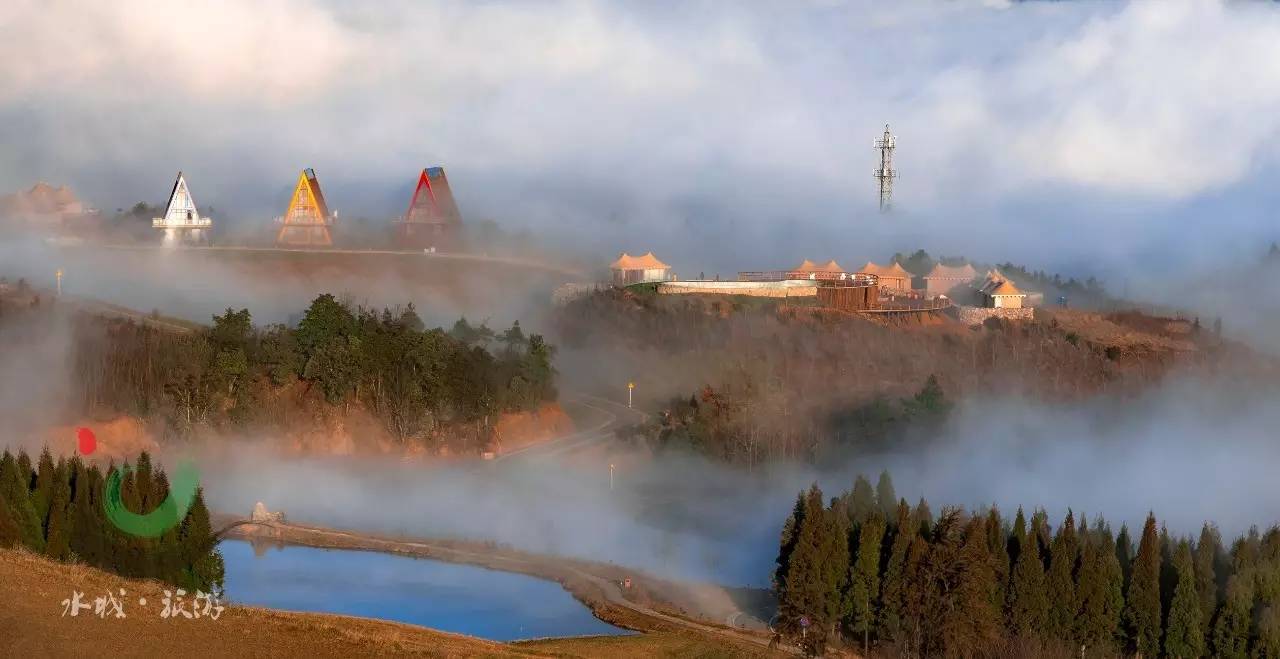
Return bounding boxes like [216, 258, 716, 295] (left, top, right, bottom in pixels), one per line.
[874, 123, 898, 212]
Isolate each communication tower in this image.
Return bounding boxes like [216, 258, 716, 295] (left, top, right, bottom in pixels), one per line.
[874, 124, 898, 213]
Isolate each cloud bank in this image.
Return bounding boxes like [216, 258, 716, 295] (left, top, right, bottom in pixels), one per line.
[4, 1, 1280, 275]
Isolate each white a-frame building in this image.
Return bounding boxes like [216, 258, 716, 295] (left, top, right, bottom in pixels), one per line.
[152, 171, 212, 245]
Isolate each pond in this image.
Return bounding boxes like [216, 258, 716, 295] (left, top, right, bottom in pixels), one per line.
[219, 540, 635, 641]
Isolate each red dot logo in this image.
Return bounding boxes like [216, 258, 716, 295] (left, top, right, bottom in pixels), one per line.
[77, 427, 97, 455]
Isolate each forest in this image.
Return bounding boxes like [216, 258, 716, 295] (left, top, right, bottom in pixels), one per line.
[775, 473, 1278, 658]
[621, 375, 951, 464]
[0, 448, 222, 593]
[59, 293, 557, 447]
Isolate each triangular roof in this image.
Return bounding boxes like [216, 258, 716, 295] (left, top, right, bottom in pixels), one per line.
[156, 172, 206, 227]
[277, 168, 333, 246]
[989, 280, 1024, 296]
[816, 259, 844, 273]
[924, 263, 977, 279]
[405, 166, 462, 225]
[281, 169, 331, 225]
[794, 259, 819, 272]
[858, 261, 911, 278]
[611, 252, 669, 270]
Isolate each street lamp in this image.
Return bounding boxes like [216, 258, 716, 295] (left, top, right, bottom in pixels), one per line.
[609, 463, 615, 491]
[627, 381, 634, 408]
[55, 269, 63, 297]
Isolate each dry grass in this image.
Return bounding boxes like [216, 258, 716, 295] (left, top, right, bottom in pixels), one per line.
[0, 547, 774, 658]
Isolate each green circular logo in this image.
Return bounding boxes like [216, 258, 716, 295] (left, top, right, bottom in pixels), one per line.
[103, 460, 200, 538]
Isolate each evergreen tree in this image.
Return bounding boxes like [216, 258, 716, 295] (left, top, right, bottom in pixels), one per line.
[1194, 523, 1221, 629]
[1045, 509, 1080, 639]
[901, 532, 930, 656]
[1007, 525, 1049, 637]
[1116, 523, 1134, 588]
[875, 471, 896, 521]
[845, 513, 885, 652]
[43, 457, 73, 560]
[32, 447, 55, 533]
[1210, 575, 1252, 659]
[0, 450, 42, 550]
[69, 461, 104, 566]
[778, 485, 841, 655]
[929, 516, 1001, 657]
[849, 475, 876, 524]
[913, 497, 933, 537]
[1258, 606, 1280, 659]
[877, 500, 913, 644]
[1164, 540, 1205, 658]
[1008, 506, 1027, 568]
[985, 507, 1009, 608]
[1125, 513, 1163, 658]
[774, 491, 807, 595]
[0, 491, 20, 547]
[1077, 534, 1125, 652]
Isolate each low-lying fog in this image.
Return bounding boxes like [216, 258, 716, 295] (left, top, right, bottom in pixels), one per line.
[197, 376, 1280, 588]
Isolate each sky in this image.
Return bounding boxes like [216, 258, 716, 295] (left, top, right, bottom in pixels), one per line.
[3, 0, 1280, 278]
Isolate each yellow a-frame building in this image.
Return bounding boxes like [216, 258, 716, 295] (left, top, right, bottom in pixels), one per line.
[275, 168, 334, 247]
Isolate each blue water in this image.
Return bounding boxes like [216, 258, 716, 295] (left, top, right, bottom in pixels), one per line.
[219, 540, 634, 641]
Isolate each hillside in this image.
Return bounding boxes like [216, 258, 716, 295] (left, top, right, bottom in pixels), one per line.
[554, 289, 1275, 463]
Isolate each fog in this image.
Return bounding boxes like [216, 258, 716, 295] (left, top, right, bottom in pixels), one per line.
[5, 0, 1280, 596]
[189, 374, 1280, 589]
[4, 2, 1280, 275]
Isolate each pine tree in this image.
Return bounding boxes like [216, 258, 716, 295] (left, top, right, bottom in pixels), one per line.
[1008, 506, 1027, 568]
[849, 475, 876, 524]
[1007, 525, 1049, 638]
[1077, 534, 1124, 652]
[846, 513, 885, 652]
[43, 458, 73, 560]
[778, 485, 842, 655]
[932, 516, 1001, 657]
[69, 461, 104, 567]
[0, 450, 42, 550]
[1210, 575, 1252, 659]
[775, 491, 807, 595]
[901, 532, 930, 656]
[0, 491, 20, 548]
[183, 489, 224, 592]
[985, 507, 1009, 609]
[1116, 523, 1134, 589]
[1257, 606, 1280, 659]
[1164, 540, 1205, 658]
[877, 500, 913, 644]
[875, 471, 896, 521]
[913, 497, 933, 537]
[32, 447, 55, 533]
[1194, 523, 1220, 629]
[1125, 513, 1163, 658]
[1045, 509, 1079, 639]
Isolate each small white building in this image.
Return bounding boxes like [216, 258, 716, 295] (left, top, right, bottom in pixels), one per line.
[610, 252, 671, 285]
[152, 171, 212, 246]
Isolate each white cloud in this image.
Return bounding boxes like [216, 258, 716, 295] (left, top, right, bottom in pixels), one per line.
[3, 1, 1280, 270]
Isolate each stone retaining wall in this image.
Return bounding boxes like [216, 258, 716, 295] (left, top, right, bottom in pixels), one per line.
[954, 305, 1034, 325]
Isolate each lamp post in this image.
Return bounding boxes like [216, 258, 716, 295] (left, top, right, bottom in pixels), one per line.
[55, 269, 63, 297]
[627, 381, 634, 408]
[609, 463, 615, 491]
